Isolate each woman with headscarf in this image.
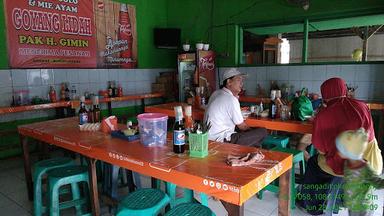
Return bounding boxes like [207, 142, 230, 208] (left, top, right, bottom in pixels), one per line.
[297, 77, 382, 215]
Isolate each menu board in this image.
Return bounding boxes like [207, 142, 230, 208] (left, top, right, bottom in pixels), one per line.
[3, 0, 137, 68]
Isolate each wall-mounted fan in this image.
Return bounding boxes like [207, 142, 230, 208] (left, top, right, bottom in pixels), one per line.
[286, 0, 310, 10]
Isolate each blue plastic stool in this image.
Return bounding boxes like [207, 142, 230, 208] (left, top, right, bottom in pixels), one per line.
[165, 203, 216, 216]
[47, 165, 91, 216]
[33, 157, 75, 216]
[262, 135, 289, 149]
[117, 188, 170, 216]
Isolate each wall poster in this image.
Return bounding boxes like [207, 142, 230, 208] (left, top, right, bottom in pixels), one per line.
[3, 0, 137, 68]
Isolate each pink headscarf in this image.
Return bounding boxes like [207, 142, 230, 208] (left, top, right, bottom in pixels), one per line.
[312, 77, 375, 175]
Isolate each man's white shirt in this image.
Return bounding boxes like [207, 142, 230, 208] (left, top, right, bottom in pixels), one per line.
[204, 87, 244, 142]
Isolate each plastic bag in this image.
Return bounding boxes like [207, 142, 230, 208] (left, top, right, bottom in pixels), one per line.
[291, 88, 313, 121]
[363, 138, 383, 175]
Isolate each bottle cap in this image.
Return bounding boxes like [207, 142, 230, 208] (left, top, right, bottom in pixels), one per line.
[184, 105, 192, 116]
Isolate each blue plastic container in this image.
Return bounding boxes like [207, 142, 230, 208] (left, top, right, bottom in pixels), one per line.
[137, 113, 168, 146]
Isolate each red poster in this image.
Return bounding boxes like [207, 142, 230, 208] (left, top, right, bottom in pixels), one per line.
[3, 0, 137, 69]
[198, 50, 216, 95]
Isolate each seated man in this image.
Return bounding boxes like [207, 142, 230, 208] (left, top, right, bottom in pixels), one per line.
[204, 68, 267, 146]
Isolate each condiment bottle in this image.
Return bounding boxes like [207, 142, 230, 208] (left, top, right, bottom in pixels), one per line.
[173, 106, 185, 154]
[49, 86, 57, 103]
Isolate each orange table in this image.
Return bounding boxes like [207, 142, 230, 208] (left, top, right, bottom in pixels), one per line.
[18, 117, 292, 216]
[145, 102, 313, 134]
[0, 101, 71, 114]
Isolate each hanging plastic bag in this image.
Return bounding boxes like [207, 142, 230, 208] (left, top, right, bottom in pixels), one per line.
[291, 88, 313, 121]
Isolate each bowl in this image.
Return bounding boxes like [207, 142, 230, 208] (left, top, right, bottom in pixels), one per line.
[196, 43, 204, 50]
[182, 44, 190, 51]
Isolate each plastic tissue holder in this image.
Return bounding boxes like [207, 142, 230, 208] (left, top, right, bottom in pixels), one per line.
[189, 132, 208, 158]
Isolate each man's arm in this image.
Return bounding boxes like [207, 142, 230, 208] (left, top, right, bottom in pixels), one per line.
[236, 122, 250, 131]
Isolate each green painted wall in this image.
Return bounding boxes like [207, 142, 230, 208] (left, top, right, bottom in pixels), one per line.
[167, 0, 384, 67]
[0, 0, 177, 69]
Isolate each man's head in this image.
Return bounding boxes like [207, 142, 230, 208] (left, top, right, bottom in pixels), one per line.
[222, 68, 246, 95]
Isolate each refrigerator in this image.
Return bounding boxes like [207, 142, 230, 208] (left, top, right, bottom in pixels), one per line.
[177, 50, 216, 102]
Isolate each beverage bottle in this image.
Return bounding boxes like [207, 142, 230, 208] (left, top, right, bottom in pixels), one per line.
[111, 81, 117, 97]
[79, 96, 88, 125]
[118, 4, 134, 68]
[49, 86, 57, 102]
[117, 83, 123, 97]
[65, 83, 70, 101]
[173, 106, 185, 154]
[108, 81, 113, 97]
[92, 96, 101, 123]
[70, 85, 77, 100]
[60, 83, 66, 101]
[184, 105, 194, 144]
[269, 100, 277, 119]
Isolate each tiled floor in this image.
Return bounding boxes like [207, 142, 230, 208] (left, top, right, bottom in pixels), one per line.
[0, 154, 383, 216]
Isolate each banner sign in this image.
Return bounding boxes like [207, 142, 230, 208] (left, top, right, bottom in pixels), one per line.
[3, 0, 137, 68]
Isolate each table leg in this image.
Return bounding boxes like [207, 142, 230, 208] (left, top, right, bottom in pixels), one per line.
[20, 134, 33, 201]
[278, 168, 291, 216]
[221, 201, 244, 216]
[87, 158, 100, 216]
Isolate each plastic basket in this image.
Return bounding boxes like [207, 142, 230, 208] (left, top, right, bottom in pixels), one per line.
[189, 132, 208, 158]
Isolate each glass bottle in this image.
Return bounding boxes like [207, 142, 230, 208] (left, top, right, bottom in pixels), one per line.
[92, 96, 101, 123]
[49, 86, 57, 103]
[173, 106, 185, 154]
[108, 81, 113, 97]
[78, 96, 88, 125]
[64, 83, 70, 101]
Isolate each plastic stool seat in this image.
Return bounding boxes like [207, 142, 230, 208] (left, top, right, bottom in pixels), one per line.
[262, 135, 289, 149]
[47, 165, 90, 216]
[165, 203, 216, 216]
[33, 157, 74, 216]
[117, 188, 170, 216]
[48, 165, 88, 178]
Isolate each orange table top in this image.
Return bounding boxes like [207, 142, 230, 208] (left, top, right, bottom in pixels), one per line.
[0, 93, 164, 114]
[240, 95, 384, 111]
[18, 117, 292, 206]
[145, 102, 314, 134]
[0, 101, 71, 114]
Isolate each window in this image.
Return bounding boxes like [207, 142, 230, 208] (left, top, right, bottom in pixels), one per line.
[241, 14, 384, 65]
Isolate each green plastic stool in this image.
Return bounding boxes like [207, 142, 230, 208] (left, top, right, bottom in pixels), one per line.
[262, 135, 289, 149]
[166, 182, 209, 207]
[33, 157, 75, 216]
[117, 188, 170, 216]
[258, 147, 305, 209]
[165, 203, 216, 216]
[47, 165, 91, 216]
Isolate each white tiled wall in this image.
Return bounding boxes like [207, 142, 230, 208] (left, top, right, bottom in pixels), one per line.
[219, 63, 384, 101]
[0, 68, 171, 122]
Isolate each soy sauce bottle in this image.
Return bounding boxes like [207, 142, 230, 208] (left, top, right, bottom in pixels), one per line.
[79, 96, 88, 125]
[173, 106, 185, 153]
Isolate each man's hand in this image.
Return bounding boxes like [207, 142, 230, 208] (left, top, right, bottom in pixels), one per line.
[236, 122, 250, 131]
